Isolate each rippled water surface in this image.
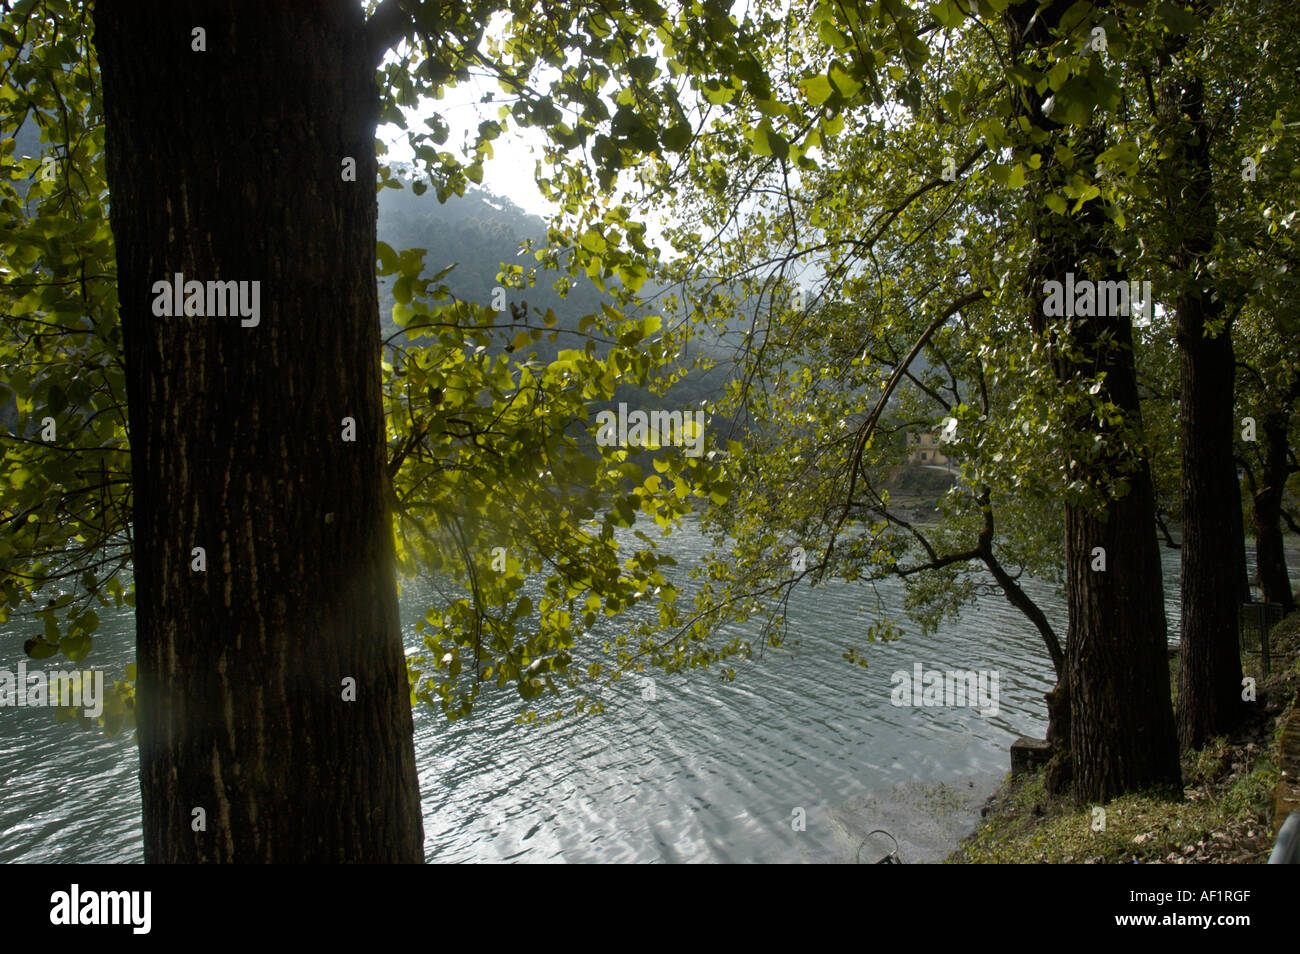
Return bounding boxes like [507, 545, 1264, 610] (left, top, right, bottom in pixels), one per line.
[0, 521, 1259, 863]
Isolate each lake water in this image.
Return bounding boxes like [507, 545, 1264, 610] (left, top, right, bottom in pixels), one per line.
[0, 522, 1254, 863]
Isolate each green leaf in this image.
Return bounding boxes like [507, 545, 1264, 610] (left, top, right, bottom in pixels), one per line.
[661, 120, 693, 152]
[617, 263, 648, 292]
[24, 637, 58, 660]
[829, 63, 862, 98]
[752, 120, 789, 161]
[1096, 140, 1139, 174]
[1157, 0, 1201, 33]
[930, 0, 965, 29]
[801, 74, 835, 106]
[61, 632, 92, 662]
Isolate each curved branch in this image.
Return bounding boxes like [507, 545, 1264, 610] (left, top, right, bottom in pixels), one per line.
[818, 287, 988, 579]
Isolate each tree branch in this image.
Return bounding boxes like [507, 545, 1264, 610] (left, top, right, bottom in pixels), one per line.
[817, 287, 988, 579]
[367, 0, 412, 66]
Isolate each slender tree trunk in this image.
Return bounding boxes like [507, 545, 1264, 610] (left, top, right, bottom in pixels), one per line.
[1254, 410, 1296, 613]
[1159, 72, 1248, 750]
[1155, 511, 1181, 550]
[982, 553, 1063, 674]
[982, 541, 1073, 788]
[1007, 0, 1181, 801]
[94, 0, 424, 861]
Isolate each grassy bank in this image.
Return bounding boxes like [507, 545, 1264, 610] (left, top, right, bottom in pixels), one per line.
[949, 612, 1300, 864]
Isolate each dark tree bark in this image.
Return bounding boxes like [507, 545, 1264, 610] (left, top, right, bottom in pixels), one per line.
[1061, 460, 1181, 799]
[1158, 69, 1248, 750]
[1253, 409, 1296, 613]
[1007, 0, 1182, 801]
[1042, 681, 1072, 792]
[94, 1, 424, 861]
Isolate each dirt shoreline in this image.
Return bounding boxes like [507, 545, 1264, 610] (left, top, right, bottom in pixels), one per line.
[829, 772, 1005, 863]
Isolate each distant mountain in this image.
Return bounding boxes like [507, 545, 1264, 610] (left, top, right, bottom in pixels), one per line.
[377, 181, 610, 350]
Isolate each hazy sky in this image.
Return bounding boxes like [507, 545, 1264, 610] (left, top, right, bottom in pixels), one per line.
[377, 66, 557, 219]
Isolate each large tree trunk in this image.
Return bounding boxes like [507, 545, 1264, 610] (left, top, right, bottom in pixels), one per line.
[1254, 409, 1296, 613]
[1061, 448, 1181, 800]
[1175, 301, 1247, 747]
[1007, 0, 1182, 801]
[1159, 70, 1248, 750]
[94, 1, 424, 862]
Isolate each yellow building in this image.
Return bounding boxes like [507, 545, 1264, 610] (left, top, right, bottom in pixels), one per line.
[908, 431, 952, 467]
